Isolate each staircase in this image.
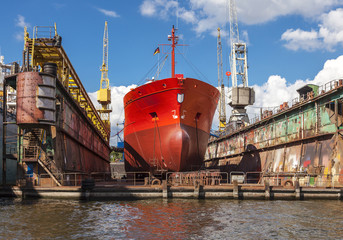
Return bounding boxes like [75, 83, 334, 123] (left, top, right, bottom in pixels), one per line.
[23, 128, 62, 186]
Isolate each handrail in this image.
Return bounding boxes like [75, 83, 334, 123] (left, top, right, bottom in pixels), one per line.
[166, 171, 229, 186]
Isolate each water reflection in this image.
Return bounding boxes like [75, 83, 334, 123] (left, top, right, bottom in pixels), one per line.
[1, 198, 343, 239]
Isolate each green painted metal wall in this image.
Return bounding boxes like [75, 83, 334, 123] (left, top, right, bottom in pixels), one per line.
[205, 80, 343, 184]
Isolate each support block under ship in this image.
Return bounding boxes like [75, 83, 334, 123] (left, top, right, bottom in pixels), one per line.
[2, 25, 111, 186]
[205, 79, 343, 187]
[124, 26, 220, 174]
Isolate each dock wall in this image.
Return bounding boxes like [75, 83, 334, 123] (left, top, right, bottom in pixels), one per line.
[1, 181, 342, 201]
[205, 81, 343, 185]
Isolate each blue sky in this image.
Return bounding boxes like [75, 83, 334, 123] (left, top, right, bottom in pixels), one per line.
[1, 0, 343, 144]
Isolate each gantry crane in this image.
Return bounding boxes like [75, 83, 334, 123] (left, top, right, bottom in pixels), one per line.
[217, 28, 226, 132]
[227, 0, 255, 131]
[97, 21, 112, 132]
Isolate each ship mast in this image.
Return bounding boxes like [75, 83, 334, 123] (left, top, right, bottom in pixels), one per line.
[168, 25, 178, 78]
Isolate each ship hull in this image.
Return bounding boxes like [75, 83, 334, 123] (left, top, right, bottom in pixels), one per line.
[124, 77, 219, 173]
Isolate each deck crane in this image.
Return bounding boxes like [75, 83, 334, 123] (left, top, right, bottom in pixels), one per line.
[97, 21, 112, 132]
[217, 28, 226, 132]
[227, 0, 255, 131]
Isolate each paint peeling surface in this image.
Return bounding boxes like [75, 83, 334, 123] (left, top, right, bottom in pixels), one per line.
[206, 80, 343, 186]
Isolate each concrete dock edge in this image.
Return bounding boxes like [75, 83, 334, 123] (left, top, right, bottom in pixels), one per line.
[0, 185, 342, 200]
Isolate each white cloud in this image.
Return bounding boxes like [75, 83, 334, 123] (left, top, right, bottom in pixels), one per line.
[14, 32, 24, 41]
[237, 0, 340, 25]
[281, 8, 343, 51]
[139, 0, 179, 20]
[14, 15, 30, 41]
[139, 0, 342, 37]
[15, 15, 30, 28]
[281, 29, 321, 51]
[178, 8, 197, 24]
[89, 85, 136, 145]
[246, 55, 343, 120]
[312, 55, 343, 84]
[97, 8, 120, 18]
[140, 0, 157, 16]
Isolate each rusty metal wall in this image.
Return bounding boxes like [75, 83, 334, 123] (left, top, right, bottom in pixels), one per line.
[205, 134, 343, 183]
[16, 72, 44, 124]
[16, 72, 56, 125]
[55, 86, 111, 173]
[205, 84, 343, 179]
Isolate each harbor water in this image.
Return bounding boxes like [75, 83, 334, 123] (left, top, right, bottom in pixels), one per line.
[1, 198, 343, 239]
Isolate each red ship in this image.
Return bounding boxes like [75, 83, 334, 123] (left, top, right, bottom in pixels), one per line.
[123, 26, 220, 173]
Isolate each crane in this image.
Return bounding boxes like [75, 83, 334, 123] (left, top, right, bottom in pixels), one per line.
[227, 0, 255, 131]
[97, 21, 112, 132]
[217, 28, 226, 132]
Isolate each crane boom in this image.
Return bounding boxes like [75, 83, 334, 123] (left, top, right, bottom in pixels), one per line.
[217, 28, 226, 132]
[97, 21, 112, 132]
[229, 0, 248, 88]
[227, 0, 255, 131]
[101, 21, 109, 89]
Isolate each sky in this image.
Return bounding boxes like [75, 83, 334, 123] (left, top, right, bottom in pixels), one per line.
[1, 0, 343, 145]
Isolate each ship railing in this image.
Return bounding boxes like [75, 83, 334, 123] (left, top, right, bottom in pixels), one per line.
[318, 79, 343, 95]
[111, 171, 126, 180]
[22, 173, 89, 187]
[260, 172, 343, 188]
[96, 105, 113, 112]
[230, 171, 246, 184]
[29, 171, 151, 186]
[123, 172, 151, 186]
[62, 173, 89, 186]
[261, 172, 306, 187]
[245, 172, 263, 184]
[33, 26, 55, 40]
[296, 173, 343, 188]
[90, 172, 112, 182]
[249, 116, 260, 125]
[166, 171, 229, 186]
[23, 146, 40, 159]
[109, 171, 151, 186]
